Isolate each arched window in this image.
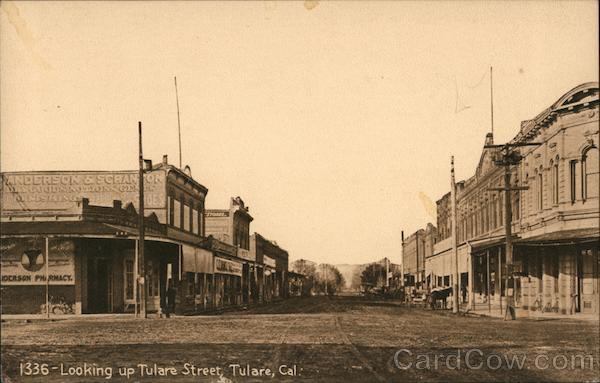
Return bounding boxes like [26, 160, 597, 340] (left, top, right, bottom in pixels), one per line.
[570, 160, 578, 203]
[538, 166, 544, 211]
[491, 195, 497, 228]
[551, 158, 559, 205]
[583, 146, 599, 200]
[498, 193, 503, 225]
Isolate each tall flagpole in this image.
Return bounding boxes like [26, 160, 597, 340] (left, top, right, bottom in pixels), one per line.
[174, 76, 183, 169]
[451, 156, 459, 313]
[490, 66, 494, 137]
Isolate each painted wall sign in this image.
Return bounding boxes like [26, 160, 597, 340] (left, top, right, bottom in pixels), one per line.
[214, 257, 243, 276]
[211, 240, 236, 256]
[263, 255, 276, 268]
[236, 248, 255, 262]
[0, 238, 75, 285]
[205, 211, 229, 217]
[1, 170, 166, 211]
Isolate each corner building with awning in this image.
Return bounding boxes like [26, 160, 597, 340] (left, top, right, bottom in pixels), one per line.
[1, 155, 212, 315]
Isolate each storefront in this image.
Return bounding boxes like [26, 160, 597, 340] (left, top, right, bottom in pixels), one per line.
[179, 244, 214, 313]
[469, 230, 599, 316]
[214, 256, 243, 307]
[0, 235, 180, 315]
[0, 199, 181, 316]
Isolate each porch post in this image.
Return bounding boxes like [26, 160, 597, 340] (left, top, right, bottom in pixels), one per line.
[134, 239, 139, 317]
[487, 249, 491, 314]
[468, 246, 474, 311]
[45, 236, 50, 319]
[498, 247, 503, 315]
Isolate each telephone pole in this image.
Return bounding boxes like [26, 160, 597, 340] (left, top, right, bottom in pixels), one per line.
[451, 156, 459, 314]
[138, 122, 147, 318]
[485, 142, 540, 320]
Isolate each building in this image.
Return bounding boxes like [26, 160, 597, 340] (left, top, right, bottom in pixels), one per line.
[1, 156, 297, 316]
[205, 196, 255, 304]
[427, 82, 599, 316]
[402, 228, 426, 289]
[422, 223, 438, 287]
[250, 233, 289, 303]
[1, 155, 209, 314]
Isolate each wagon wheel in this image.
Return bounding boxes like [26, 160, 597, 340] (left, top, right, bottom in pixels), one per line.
[52, 305, 65, 315]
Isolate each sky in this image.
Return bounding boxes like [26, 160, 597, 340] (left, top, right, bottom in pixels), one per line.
[1, 1, 598, 265]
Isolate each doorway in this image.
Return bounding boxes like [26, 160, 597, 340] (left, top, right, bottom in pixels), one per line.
[578, 249, 597, 314]
[87, 257, 112, 313]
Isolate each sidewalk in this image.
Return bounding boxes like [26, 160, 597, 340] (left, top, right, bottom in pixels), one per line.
[1, 313, 147, 322]
[465, 302, 599, 321]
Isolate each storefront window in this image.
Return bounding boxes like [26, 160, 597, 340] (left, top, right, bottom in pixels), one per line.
[125, 260, 134, 301]
[187, 272, 195, 296]
[147, 260, 159, 297]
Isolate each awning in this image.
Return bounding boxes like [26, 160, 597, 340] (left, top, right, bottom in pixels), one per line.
[0, 221, 165, 237]
[469, 235, 518, 253]
[516, 228, 599, 246]
[182, 245, 213, 273]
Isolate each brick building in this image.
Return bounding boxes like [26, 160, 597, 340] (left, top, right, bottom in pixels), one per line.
[427, 82, 599, 315]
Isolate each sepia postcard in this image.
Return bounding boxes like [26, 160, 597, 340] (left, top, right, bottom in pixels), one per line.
[1, 1, 599, 382]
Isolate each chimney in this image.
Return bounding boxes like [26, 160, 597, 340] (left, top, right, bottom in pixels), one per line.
[485, 132, 494, 146]
[113, 200, 122, 210]
[162, 155, 168, 165]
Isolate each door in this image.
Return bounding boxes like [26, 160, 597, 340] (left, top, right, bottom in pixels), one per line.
[88, 258, 112, 313]
[579, 249, 597, 314]
[123, 258, 135, 307]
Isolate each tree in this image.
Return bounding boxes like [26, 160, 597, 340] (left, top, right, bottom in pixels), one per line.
[291, 259, 317, 296]
[360, 263, 386, 293]
[315, 264, 345, 295]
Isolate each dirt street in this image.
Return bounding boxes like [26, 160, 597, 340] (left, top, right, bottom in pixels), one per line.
[2, 295, 599, 382]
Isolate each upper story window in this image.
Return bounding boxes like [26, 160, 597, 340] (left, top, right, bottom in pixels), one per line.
[173, 198, 181, 228]
[192, 208, 199, 235]
[183, 202, 190, 231]
[550, 158, 559, 205]
[537, 168, 544, 211]
[570, 160, 578, 203]
[583, 146, 599, 200]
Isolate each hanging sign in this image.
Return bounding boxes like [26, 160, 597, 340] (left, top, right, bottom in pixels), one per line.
[214, 257, 242, 276]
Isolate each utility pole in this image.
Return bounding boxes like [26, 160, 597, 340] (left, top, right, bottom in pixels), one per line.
[485, 142, 540, 320]
[451, 156, 459, 314]
[401, 230, 405, 300]
[138, 122, 147, 318]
